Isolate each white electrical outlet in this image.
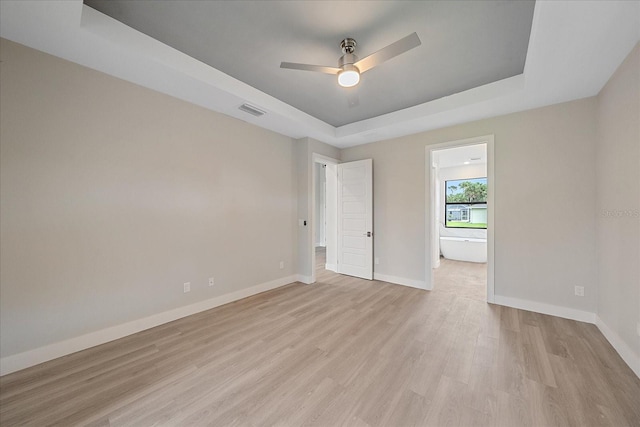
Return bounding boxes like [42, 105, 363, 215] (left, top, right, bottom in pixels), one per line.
[574, 285, 584, 297]
[208, 277, 214, 287]
[279, 261, 284, 269]
[374, 257, 380, 265]
[183, 282, 191, 293]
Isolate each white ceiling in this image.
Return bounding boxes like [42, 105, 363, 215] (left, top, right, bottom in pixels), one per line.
[1, 1, 638, 148]
[83, 1, 535, 128]
[434, 144, 487, 169]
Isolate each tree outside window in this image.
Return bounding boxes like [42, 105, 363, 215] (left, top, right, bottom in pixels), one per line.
[445, 178, 487, 229]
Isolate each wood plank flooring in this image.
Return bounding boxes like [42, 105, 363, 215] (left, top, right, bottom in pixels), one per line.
[432, 257, 487, 302]
[1, 250, 639, 426]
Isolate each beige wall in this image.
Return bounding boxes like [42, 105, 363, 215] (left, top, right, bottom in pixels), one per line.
[342, 97, 599, 313]
[596, 43, 640, 359]
[0, 39, 297, 358]
[2, 35, 637, 372]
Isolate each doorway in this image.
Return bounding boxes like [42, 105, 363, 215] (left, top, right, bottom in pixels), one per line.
[310, 155, 374, 284]
[426, 136, 495, 302]
[311, 154, 338, 283]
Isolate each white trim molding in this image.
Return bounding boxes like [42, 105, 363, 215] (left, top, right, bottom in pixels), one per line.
[310, 153, 339, 284]
[374, 273, 427, 290]
[493, 295, 596, 324]
[0, 275, 297, 376]
[325, 263, 337, 272]
[490, 296, 638, 379]
[595, 316, 640, 379]
[296, 274, 314, 285]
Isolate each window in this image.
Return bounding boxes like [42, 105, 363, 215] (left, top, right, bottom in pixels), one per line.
[445, 177, 487, 229]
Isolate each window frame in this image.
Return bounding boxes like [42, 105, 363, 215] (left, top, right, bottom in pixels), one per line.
[444, 177, 487, 229]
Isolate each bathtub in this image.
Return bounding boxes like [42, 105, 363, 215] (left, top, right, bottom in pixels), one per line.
[439, 236, 487, 263]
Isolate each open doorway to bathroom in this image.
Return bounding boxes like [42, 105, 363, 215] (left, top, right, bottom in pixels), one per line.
[426, 136, 495, 302]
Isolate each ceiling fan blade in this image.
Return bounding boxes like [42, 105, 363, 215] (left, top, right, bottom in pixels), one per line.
[280, 62, 341, 75]
[354, 32, 421, 74]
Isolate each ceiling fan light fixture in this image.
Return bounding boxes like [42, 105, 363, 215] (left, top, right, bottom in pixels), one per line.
[338, 64, 360, 88]
[280, 32, 421, 89]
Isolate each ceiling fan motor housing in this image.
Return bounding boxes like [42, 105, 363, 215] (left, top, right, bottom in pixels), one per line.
[339, 53, 358, 68]
[340, 38, 357, 54]
[339, 38, 359, 72]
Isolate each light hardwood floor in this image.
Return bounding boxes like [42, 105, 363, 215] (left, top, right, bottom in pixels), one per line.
[433, 257, 487, 302]
[1, 250, 639, 426]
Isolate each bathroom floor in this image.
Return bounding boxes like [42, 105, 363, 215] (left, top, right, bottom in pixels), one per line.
[433, 258, 487, 301]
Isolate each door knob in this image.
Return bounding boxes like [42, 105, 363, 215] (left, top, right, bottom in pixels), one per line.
[366, 231, 372, 237]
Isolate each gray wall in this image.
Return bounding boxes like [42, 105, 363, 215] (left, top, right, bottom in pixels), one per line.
[596, 44, 640, 359]
[342, 98, 599, 313]
[0, 38, 297, 358]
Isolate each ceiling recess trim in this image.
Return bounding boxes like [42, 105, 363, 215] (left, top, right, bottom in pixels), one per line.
[0, 0, 638, 148]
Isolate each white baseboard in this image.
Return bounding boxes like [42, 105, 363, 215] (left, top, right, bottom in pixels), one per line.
[595, 316, 640, 379]
[325, 263, 337, 272]
[492, 295, 640, 378]
[4, 274, 637, 382]
[296, 274, 313, 284]
[493, 295, 596, 324]
[0, 275, 297, 376]
[374, 273, 427, 290]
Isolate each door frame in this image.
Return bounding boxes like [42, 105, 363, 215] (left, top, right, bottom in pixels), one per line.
[425, 135, 495, 302]
[311, 153, 339, 284]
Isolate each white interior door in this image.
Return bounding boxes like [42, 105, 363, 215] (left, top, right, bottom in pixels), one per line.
[337, 159, 373, 280]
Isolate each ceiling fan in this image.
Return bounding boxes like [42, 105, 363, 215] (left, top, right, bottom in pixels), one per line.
[280, 32, 421, 88]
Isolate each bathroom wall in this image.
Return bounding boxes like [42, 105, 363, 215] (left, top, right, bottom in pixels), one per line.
[438, 163, 488, 239]
[434, 163, 488, 264]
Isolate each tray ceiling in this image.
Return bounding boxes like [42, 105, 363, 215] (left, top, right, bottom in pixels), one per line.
[84, 0, 535, 127]
[2, 1, 637, 148]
